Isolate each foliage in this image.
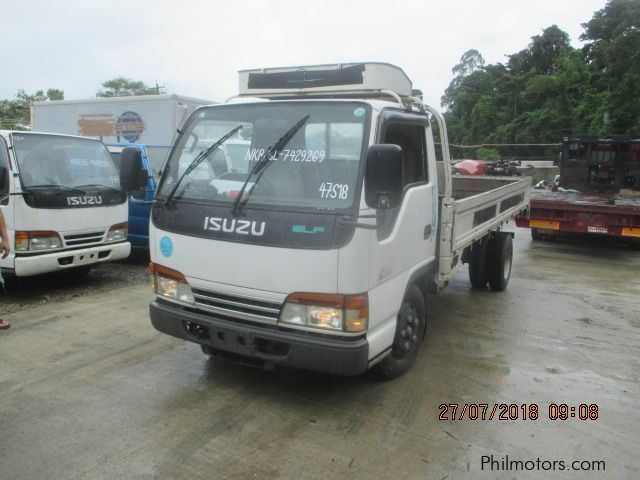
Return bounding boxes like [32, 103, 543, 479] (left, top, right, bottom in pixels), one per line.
[442, 0, 640, 153]
[96, 77, 156, 97]
[476, 147, 501, 161]
[0, 89, 64, 130]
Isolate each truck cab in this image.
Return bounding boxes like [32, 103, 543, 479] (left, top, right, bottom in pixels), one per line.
[0, 131, 147, 278]
[147, 63, 529, 377]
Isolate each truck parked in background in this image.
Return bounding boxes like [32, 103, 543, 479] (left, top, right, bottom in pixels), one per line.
[516, 137, 640, 248]
[32, 94, 215, 247]
[147, 63, 530, 378]
[107, 143, 156, 248]
[0, 131, 147, 278]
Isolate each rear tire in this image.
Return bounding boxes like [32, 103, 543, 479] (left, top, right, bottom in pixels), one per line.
[376, 285, 426, 379]
[468, 238, 489, 289]
[201, 345, 213, 355]
[624, 237, 640, 251]
[487, 233, 513, 292]
[531, 228, 543, 241]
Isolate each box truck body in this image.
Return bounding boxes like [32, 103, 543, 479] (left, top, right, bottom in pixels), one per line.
[32, 95, 215, 248]
[31, 94, 214, 178]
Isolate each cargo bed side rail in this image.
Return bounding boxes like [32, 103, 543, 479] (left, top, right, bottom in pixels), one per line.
[437, 176, 530, 287]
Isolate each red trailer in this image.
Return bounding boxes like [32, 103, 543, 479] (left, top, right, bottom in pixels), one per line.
[516, 137, 640, 248]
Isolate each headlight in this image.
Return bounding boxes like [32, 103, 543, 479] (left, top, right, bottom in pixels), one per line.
[149, 262, 195, 305]
[105, 222, 128, 242]
[279, 292, 368, 333]
[15, 231, 63, 252]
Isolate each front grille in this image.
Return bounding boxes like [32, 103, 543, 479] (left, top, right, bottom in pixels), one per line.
[191, 288, 282, 325]
[64, 231, 105, 247]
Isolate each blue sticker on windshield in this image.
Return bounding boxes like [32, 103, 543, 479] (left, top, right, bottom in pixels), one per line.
[354, 107, 366, 118]
[160, 236, 173, 257]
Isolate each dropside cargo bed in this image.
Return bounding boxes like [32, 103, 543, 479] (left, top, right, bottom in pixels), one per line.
[450, 176, 531, 251]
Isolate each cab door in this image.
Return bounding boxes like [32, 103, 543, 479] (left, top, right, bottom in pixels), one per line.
[367, 112, 438, 348]
[127, 147, 155, 247]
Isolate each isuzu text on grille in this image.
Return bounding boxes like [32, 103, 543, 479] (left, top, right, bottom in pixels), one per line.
[67, 195, 103, 206]
[204, 217, 266, 236]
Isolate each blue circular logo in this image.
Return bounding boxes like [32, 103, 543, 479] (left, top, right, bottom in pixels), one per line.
[160, 236, 173, 257]
[115, 111, 145, 142]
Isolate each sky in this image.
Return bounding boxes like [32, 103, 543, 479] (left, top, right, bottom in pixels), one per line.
[1, 0, 607, 109]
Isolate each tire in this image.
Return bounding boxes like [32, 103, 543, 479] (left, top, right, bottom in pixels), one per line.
[468, 238, 489, 289]
[626, 239, 640, 251]
[376, 285, 426, 379]
[531, 228, 543, 241]
[487, 233, 513, 292]
[201, 345, 213, 355]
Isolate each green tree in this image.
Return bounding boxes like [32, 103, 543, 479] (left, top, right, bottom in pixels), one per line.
[508, 25, 571, 75]
[442, 0, 640, 152]
[0, 88, 65, 130]
[476, 147, 500, 161]
[47, 88, 64, 101]
[97, 77, 154, 97]
[581, 0, 640, 135]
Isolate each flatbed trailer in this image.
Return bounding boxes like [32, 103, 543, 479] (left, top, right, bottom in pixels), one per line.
[516, 137, 640, 247]
[516, 190, 640, 245]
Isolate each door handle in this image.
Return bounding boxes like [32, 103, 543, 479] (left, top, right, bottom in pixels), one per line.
[423, 224, 432, 239]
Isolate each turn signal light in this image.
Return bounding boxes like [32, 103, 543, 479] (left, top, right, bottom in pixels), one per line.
[15, 230, 63, 252]
[149, 262, 194, 305]
[279, 292, 368, 333]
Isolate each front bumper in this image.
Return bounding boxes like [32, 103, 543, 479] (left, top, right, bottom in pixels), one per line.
[13, 241, 131, 277]
[150, 299, 369, 376]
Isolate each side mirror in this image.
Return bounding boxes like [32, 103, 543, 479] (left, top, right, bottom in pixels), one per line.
[119, 147, 148, 193]
[0, 167, 7, 191]
[365, 144, 404, 209]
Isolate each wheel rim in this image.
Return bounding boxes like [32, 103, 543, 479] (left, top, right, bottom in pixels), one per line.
[392, 303, 420, 359]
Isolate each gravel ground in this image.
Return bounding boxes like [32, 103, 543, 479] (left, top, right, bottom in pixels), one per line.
[0, 250, 151, 315]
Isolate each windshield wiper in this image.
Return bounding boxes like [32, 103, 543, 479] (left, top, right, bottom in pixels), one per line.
[231, 115, 309, 215]
[25, 184, 88, 194]
[77, 183, 122, 192]
[164, 125, 243, 206]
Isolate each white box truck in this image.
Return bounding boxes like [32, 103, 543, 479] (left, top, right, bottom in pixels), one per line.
[31, 94, 214, 178]
[147, 63, 530, 378]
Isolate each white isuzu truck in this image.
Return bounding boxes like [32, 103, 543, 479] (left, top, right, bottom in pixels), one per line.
[148, 63, 530, 377]
[0, 131, 147, 278]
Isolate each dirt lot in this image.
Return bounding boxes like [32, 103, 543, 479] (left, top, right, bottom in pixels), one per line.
[0, 250, 151, 315]
[1, 229, 639, 479]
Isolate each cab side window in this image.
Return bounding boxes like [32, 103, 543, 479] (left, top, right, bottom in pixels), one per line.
[382, 124, 427, 187]
[0, 137, 9, 204]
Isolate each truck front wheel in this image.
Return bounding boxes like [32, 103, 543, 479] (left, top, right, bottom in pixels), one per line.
[487, 233, 513, 292]
[376, 285, 426, 379]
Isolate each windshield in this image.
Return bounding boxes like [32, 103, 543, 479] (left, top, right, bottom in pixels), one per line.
[12, 133, 120, 189]
[157, 102, 370, 210]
